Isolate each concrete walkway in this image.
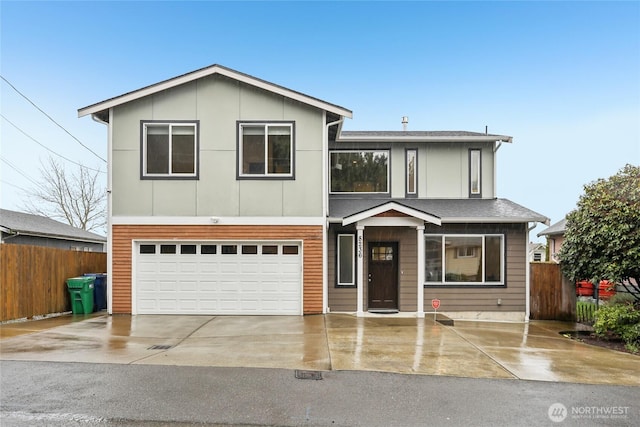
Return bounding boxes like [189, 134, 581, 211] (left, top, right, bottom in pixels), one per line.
[1, 313, 639, 386]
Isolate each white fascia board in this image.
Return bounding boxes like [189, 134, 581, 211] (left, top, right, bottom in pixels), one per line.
[78, 65, 352, 119]
[111, 216, 325, 226]
[342, 202, 441, 226]
[336, 135, 513, 143]
[441, 217, 549, 224]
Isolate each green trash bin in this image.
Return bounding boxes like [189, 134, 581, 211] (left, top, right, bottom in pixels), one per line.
[66, 277, 95, 314]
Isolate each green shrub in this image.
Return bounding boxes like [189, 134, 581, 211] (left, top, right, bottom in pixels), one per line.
[594, 303, 640, 353]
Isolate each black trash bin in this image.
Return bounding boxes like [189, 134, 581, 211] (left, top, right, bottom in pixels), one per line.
[84, 273, 107, 311]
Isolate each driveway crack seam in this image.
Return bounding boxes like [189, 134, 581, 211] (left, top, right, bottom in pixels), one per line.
[445, 325, 520, 380]
[128, 316, 218, 365]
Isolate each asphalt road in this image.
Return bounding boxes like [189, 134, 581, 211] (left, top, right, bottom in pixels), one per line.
[1, 361, 638, 426]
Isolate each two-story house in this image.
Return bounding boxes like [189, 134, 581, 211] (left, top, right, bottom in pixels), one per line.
[79, 64, 548, 321]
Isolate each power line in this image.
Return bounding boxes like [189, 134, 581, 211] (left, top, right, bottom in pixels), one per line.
[0, 178, 30, 193]
[0, 156, 45, 191]
[0, 75, 107, 163]
[1, 114, 106, 174]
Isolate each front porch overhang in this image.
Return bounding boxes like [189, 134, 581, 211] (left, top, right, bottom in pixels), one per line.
[342, 201, 441, 227]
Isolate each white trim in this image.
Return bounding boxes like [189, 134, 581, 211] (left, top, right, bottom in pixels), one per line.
[416, 226, 425, 318]
[343, 202, 441, 226]
[107, 109, 113, 315]
[356, 226, 364, 317]
[78, 64, 353, 119]
[336, 134, 512, 143]
[357, 216, 425, 228]
[111, 216, 325, 226]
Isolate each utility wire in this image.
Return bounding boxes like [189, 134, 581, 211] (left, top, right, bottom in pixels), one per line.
[0, 156, 46, 191]
[0, 75, 107, 163]
[0, 178, 30, 193]
[1, 114, 106, 174]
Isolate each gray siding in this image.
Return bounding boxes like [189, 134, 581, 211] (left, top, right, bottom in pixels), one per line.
[111, 74, 325, 217]
[328, 222, 527, 313]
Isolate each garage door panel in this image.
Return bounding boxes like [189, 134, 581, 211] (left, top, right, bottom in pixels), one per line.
[136, 241, 302, 315]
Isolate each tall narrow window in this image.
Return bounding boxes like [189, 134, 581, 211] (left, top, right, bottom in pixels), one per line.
[337, 234, 355, 286]
[469, 149, 481, 197]
[406, 149, 417, 196]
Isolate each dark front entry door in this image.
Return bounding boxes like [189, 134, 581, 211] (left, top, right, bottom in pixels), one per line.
[368, 242, 398, 309]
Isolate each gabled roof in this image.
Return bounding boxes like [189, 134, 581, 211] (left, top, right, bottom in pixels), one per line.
[337, 130, 512, 143]
[78, 64, 353, 121]
[537, 217, 567, 237]
[0, 209, 106, 243]
[329, 198, 549, 225]
[342, 201, 441, 226]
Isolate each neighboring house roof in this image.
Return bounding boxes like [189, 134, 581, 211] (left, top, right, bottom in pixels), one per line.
[329, 198, 549, 224]
[537, 218, 567, 237]
[337, 130, 513, 143]
[78, 64, 353, 121]
[0, 209, 106, 244]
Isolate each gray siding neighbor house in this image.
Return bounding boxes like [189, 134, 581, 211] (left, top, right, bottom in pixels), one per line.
[79, 64, 548, 320]
[0, 209, 106, 252]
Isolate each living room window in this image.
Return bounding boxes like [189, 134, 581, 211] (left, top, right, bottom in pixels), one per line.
[330, 150, 389, 193]
[425, 234, 504, 285]
[141, 121, 198, 179]
[238, 122, 294, 178]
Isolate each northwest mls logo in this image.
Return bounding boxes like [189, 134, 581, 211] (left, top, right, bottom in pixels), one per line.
[548, 403, 568, 422]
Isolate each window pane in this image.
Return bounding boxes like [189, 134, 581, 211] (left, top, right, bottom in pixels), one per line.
[283, 245, 298, 255]
[330, 151, 388, 193]
[445, 236, 482, 282]
[268, 126, 291, 174]
[180, 244, 197, 254]
[160, 244, 177, 254]
[262, 245, 278, 255]
[242, 245, 258, 254]
[140, 244, 156, 254]
[146, 125, 169, 174]
[407, 150, 416, 194]
[242, 126, 265, 174]
[172, 126, 195, 174]
[201, 245, 217, 254]
[222, 245, 237, 254]
[425, 236, 442, 282]
[338, 235, 354, 285]
[470, 149, 481, 195]
[485, 236, 502, 282]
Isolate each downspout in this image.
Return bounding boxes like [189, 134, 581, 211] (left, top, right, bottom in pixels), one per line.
[323, 115, 345, 314]
[525, 221, 537, 323]
[493, 141, 502, 198]
[92, 111, 112, 315]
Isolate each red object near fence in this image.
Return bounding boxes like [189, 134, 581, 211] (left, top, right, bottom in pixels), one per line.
[598, 280, 616, 299]
[576, 280, 594, 297]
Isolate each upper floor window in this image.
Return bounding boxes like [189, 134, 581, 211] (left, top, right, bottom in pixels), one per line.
[406, 149, 417, 196]
[141, 121, 199, 179]
[238, 122, 294, 179]
[330, 150, 389, 193]
[469, 149, 481, 197]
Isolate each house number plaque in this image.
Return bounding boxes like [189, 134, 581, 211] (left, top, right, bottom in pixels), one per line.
[357, 235, 363, 259]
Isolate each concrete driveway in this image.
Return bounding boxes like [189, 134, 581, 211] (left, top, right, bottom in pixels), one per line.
[1, 313, 639, 386]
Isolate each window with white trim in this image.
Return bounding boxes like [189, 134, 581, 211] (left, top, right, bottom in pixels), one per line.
[425, 234, 504, 284]
[469, 149, 481, 197]
[142, 121, 198, 178]
[238, 122, 294, 178]
[330, 151, 389, 193]
[406, 149, 417, 196]
[337, 234, 355, 286]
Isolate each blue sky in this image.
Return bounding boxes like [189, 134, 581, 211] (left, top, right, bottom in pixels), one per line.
[1, 1, 639, 240]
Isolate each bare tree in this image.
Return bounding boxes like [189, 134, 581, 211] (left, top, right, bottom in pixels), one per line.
[23, 156, 106, 233]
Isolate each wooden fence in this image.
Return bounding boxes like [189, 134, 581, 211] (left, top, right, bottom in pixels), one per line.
[530, 262, 576, 321]
[0, 244, 107, 321]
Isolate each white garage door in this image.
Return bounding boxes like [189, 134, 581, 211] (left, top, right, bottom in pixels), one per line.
[135, 241, 302, 315]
